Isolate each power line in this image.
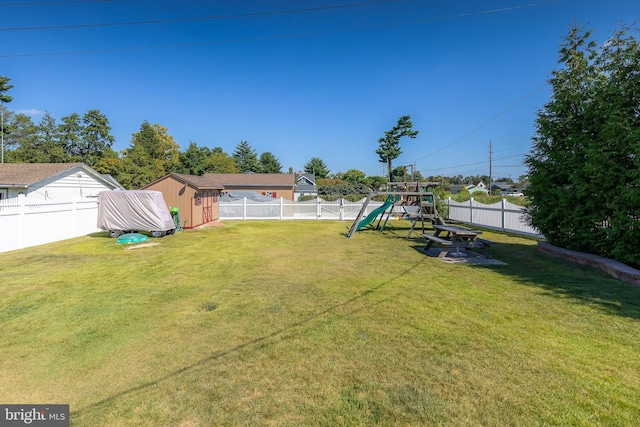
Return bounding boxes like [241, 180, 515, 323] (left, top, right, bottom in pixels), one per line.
[0, 0, 119, 5]
[415, 153, 526, 173]
[0, 1, 567, 58]
[406, 15, 640, 172]
[0, 0, 399, 31]
[410, 83, 547, 163]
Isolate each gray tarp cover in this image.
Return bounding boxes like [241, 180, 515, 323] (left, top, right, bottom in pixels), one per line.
[97, 190, 174, 232]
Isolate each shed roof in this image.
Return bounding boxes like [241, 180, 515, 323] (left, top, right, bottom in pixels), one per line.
[160, 173, 224, 190]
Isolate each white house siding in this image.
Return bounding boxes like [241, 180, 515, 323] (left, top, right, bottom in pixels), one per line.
[24, 168, 113, 199]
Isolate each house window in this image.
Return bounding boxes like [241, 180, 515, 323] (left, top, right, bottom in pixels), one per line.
[0, 189, 7, 200]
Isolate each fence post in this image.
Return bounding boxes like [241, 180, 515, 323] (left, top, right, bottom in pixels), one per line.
[18, 194, 26, 250]
[316, 197, 321, 220]
[339, 198, 344, 221]
[469, 197, 474, 225]
[501, 198, 506, 232]
[280, 197, 284, 220]
[243, 197, 247, 220]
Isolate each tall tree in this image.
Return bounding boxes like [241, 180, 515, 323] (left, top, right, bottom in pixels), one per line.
[525, 23, 640, 268]
[0, 75, 12, 103]
[36, 112, 65, 162]
[376, 115, 419, 182]
[92, 149, 122, 178]
[81, 109, 115, 166]
[59, 113, 83, 160]
[120, 121, 180, 189]
[205, 148, 238, 173]
[59, 110, 115, 166]
[259, 151, 282, 173]
[4, 114, 37, 162]
[150, 123, 180, 173]
[232, 140, 260, 173]
[304, 157, 330, 178]
[0, 76, 12, 161]
[176, 142, 211, 175]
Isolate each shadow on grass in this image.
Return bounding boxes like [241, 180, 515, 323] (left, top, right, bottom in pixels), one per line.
[87, 232, 110, 238]
[71, 257, 428, 418]
[405, 235, 640, 321]
[372, 222, 640, 320]
[489, 241, 640, 320]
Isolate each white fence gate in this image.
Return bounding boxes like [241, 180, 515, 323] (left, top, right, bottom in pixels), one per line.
[0, 195, 101, 253]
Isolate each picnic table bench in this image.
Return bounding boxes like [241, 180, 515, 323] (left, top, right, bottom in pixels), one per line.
[422, 225, 493, 259]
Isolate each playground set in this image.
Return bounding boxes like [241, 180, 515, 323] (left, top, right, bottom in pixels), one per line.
[347, 181, 445, 239]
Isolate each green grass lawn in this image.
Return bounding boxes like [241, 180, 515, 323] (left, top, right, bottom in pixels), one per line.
[1, 220, 639, 426]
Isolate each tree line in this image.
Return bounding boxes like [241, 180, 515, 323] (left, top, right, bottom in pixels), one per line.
[0, 98, 520, 193]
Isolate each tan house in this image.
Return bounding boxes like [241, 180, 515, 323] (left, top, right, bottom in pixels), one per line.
[205, 173, 296, 201]
[142, 173, 224, 229]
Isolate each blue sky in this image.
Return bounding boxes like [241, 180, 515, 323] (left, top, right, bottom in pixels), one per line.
[1, 0, 638, 180]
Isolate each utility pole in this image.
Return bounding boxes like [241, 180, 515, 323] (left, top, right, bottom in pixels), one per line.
[489, 140, 493, 195]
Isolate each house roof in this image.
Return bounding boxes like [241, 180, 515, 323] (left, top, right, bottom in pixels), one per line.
[204, 173, 295, 187]
[295, 173, 317, 193]
[0, 162, 121, 189]
[297, 173, 316, 185]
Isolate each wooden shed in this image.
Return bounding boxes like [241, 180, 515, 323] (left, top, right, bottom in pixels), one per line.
[142, 173, 224, 229]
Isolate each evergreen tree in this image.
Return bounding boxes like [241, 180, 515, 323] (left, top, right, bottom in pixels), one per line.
[81, 109, 114, 166]
[5, 114, 37, 162]
[258, 151, 282, 173]
[36, 112, 65, 162]
[232, 140, 260, 173]
[525, 23, 640, 268]
[176, 142, 211, 175]
[0, 76, 12, 160]
[0, 75, 12, 103]
[59, 110, 114, 166]
[304, 157, 330, 178]
[376, 115, 418, 182]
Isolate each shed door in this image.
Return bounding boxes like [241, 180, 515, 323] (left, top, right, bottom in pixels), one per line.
[202, 190, 213, 223]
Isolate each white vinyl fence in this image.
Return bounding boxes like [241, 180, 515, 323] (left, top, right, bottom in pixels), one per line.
[447, 197, 542, 237]
[0, 195, 541, 253]
[0, 195, 101, 253]
[220, 197, 384, 220]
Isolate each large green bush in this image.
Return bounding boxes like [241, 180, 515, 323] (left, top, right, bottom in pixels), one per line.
[525, 24, 640, 269]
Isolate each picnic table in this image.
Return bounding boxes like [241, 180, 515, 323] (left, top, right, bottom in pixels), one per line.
[422, 224, 493, 258]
